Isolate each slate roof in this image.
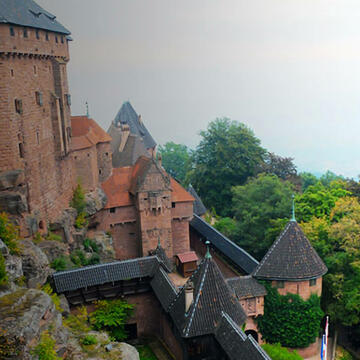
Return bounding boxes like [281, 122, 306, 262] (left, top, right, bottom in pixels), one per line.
[215, 312, 271, 360]
[110, 101, 156, 150]
[187, 185, 207, 216]
[0, 0, 70, 34]
[149, 243, 173, 273]
[53, 256, 158, 293]
[190, 214, 258, 274]
[150, 265, 178, 311]
[253, 220, 328, 281]
[168, 254, 247, 338]
[227, 276, 267, 300]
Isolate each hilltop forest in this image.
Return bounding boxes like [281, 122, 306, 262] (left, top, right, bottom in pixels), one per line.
[159, 117, 360, 347]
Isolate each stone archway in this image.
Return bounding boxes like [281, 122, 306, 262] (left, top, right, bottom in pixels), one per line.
[245, 330, 259, 342]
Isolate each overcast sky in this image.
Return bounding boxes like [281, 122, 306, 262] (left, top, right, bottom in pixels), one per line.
[37, 0, 360, 178]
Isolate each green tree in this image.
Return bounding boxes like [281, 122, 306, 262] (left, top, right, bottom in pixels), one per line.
[299, 172, 318, 192]
[320, 170, 344, 187]
[158, 142, 192, 184]
[261, 343, 302, 360]
[33, 331, 59, 360]
[0, 254, 7, 286]
[231, 174, 293, 260]
[0, 212, 20, 255]
[189, 118, 266, 216]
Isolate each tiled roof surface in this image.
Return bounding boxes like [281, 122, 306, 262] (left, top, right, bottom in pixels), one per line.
[227, 276, 267, 299]
[102, 167, 133, 208]
[53, 256, 158, 293]
[0, 0, 70, 34]
[71, 116, 111, 151]
[253, 221, 327, 281]
[102, 157, 193, 209]
[171, 179, 194, 203]
[168, 256, 247, 338]
[111, 101, 156, 150]
[187, 185, 207, 216]
[150, 265, 178, 311]
[176, 251, 198, 263]
[190, 214, 258, 274]
[215, 312, 271, 360]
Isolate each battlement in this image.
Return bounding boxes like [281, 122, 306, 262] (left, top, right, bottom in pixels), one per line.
[0, 24, 70, 60]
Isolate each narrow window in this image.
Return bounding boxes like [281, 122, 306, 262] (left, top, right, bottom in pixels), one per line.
[45, 32, 49, 41]
[99, 169, 102, 175]
[55, 35, 58, 43]
[35, 91, 43, 106]
[15, 99, 23, 114]
[105, 152, 109, 156]
[33, 65, 37, 75]
[172, 202, 176, 208]
[10, 27, 15, 36]
[10, 69, 14, 77]
[35, 29, 40, 40]
[276, 280, 285, 289]
[18, 143, 24, 158]
[36, 131, 40, 145]
[110, 208, 116, 214]
[23, 28, 28, 38]
[309, 279, 316, 287]
[61, 36, 64, 44]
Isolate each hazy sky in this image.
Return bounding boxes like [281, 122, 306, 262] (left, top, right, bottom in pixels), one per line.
[37, 0, 360, 178]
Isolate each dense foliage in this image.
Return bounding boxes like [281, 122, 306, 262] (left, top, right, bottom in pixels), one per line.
[71, 184, 88, 229]
[0, 254, 7, 286]
[158, 142, 191, 184]
[33, 331, 59, 360]
[0, 212, 20, 255]
[90, 299, 134, 341]
[261, 343, 302, 360]
[257, 283, 323, 348]
[188, 118, 266, 216]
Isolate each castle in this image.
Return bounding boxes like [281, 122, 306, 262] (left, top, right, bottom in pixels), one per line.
[0, 1, 327, 359]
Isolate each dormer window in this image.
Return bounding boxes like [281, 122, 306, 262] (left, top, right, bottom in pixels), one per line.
[23, 28, 28, 38]
[10, 27, 15, 36]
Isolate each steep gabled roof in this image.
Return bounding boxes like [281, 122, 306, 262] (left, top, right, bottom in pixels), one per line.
[253, 221, 327, 281]
[190, 214, 258, 274]
[71, 116, 111, 151]
[111, 102, 156, 150]
[0, 0, 70, 34]
[188, 185, 207, 216]
[168, 252, 247, 338]
[215, 312, 271, 360]
[171, 178, 194, 203]
[227, 276, 267, 299]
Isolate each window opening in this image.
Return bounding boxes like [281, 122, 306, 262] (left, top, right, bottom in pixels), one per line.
[10, 27, 15, 36]
[35, 29, 40, 39]
[23, 28, 28, 38]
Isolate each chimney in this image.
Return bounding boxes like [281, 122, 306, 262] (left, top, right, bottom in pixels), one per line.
[185, 281, 194, 312]
[118, 124, 130, 152]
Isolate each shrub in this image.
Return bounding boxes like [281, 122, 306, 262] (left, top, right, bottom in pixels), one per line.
[70, 250, 100, 267]
[70, 183, 86, 214]
[87, 253, 100, 265]
[0, 254, 7, 286]
[33, 331, 59, 360]
[41, 283, 63, 312]
[81, 334, 97, 346]
[83, 238, 99, 253]
[0, 212, 20, 255]
[90, 299, 134, 341]
[75, 212, 88, 229]
[257, 283, 323, 348]
[33, 232, 44, 244]
[261, 343, 302, 360]
[50, 256, 67, 271]
[63, 306, 90, 335]
[46, 231, 62, 242]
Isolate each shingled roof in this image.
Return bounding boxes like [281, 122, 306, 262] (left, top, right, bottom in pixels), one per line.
[110, 101, 156, 150]
[0, 0, 70, 34]
[227, 276, 267, 300]
[253, 220, 327, 281]
[215, 312, 271, 360]
[53, 256, 158, 293]
[187, 185, 207, 216]
[190, 214, 258, 274]
[168, 251, 247, 338]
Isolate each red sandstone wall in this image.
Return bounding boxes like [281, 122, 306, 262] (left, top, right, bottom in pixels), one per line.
[72, 147, 98, 191]
[171, 219, 190, 255]
[272, 277, 322, 300]
[0, 23, 74, 231]
[160, 311, 184, 360]
[96, 142, 112, 183]
[110, 222, 139, 260]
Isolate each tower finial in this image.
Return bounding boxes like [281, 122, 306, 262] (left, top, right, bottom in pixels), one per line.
[205, 240, 212, 259]
[157, 235, 161, 248]
[86, 101, 89, 118]
[291, 194, 296, 222]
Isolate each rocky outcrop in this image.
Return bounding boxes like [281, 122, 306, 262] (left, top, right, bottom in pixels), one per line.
[0, 239, 9, 256]
[5, 255, 23, 282]
[0, 192, 27, 215]
[50, 208, 77, 244]
[91, 231, 115, 262]
[0, 170, 25, 190]
[38, 240, 69, 263]
[0, 289, 68, 359]
[85, 188, 107, 216]
[19, 240, 51, 288]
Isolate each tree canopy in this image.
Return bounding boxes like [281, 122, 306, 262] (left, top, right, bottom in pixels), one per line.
[188, 118, 266, 216]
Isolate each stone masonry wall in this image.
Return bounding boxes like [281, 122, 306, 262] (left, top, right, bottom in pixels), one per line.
[171, 219, 190, 255]
[96, 142, 112, 183]
[272, 277, 322, 300]
[72, 147, 99, 191]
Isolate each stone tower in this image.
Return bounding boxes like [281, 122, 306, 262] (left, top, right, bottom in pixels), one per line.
[0, 0, 74, 234]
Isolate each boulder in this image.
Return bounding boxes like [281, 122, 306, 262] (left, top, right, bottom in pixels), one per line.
[0, 289, 68, 359]
[85, 188, 107, 216]
[50, 208, 77, 244]
[38, 240, 69, 263]
[0, 169, 25, 190]
[0, 191, 27, 215]
[119, 342, 140, 360]
[19, 240, 51, 288]
[5, 255, 23, 282]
